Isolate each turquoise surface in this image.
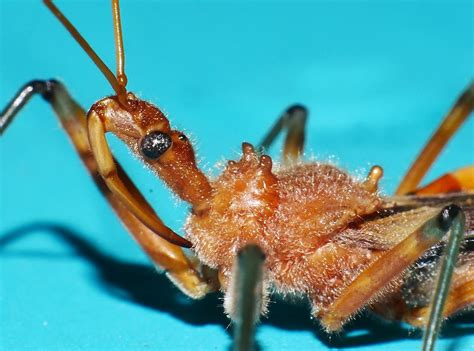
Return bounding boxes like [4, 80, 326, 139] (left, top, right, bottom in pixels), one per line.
[1, 1, 473, 350]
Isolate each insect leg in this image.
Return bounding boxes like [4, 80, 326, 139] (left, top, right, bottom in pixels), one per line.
[396, 83, 474, 195]
[257, 104, 308, 164]
[321, 205, 465, 332]
[1, 80, 54, 133]
[230, 245, 266, 351]
[1, 80, 215, 298]
[421, 205, 466, 351]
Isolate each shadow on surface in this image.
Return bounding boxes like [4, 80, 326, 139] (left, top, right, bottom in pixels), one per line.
[1, 222, 473, 349]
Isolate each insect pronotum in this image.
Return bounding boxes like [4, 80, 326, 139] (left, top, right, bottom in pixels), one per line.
[1, 1, 473, 351]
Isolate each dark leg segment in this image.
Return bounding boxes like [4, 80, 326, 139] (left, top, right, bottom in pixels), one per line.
[422, 205, 466, 351]
[232, 245, 266, 351]
[257, 104, 308, 164]
[1, 80, 58, 133]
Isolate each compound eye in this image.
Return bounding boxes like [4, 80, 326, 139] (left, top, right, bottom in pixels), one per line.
[140, 131, 172, 159]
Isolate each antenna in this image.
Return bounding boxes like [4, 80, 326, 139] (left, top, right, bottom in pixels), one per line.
[112, 0, 127, 89]
[43, 0, 128, 106]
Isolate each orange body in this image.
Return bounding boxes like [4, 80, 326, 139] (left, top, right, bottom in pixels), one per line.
[84, 90, 473, 331]
[184, 142, 474, 326]
[186, 143, 383, 316]
[85, 91, 474, 330]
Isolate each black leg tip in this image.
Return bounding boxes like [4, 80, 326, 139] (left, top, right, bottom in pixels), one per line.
[237, 244, 266, 261]
[41, 80, 60, 102]
[286, 104, 308, 116]
[438, 204, 462, 231]
[24, 80, 60, 102]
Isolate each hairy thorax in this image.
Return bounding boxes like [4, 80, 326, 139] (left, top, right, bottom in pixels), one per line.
[185, 144, 383, 312]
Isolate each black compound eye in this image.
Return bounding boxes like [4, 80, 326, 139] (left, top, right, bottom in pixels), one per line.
[140, 131, 172, 159]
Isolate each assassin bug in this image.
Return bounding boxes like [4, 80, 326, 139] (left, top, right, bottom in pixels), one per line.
[0, 0, 474, 351]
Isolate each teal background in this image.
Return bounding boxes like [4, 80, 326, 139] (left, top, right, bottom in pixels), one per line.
[1, 0, 473, 350]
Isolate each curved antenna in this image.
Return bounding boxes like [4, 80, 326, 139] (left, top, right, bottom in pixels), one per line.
[43, 0, 128, 106]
